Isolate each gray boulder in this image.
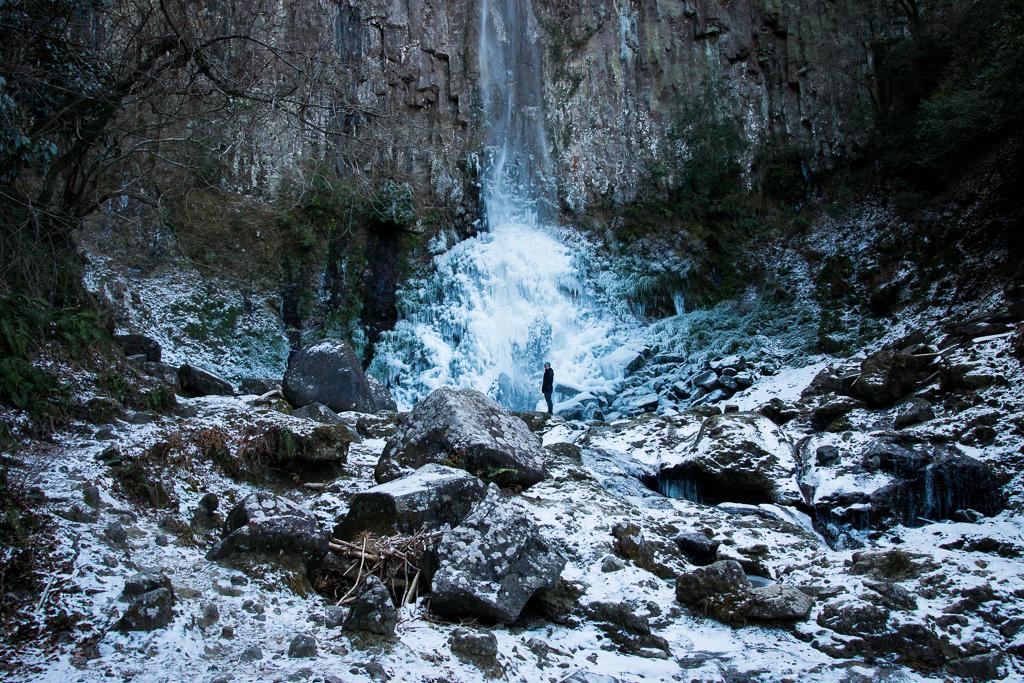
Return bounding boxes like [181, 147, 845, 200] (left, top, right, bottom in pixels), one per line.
[207, 492, 328, 564]
[116, 573, 175, 631]
[342, 576, 398, 637]
[178, 364, 234, 397]
[450, 628, 498, 669]
[430, 485, 565, 623]
[657, 412, 798, 505]
[744, 584, 814, 620]
[852, 347, 936, 407]
[674, 531, 719, 566]
[334, 463, 487, 540]
[692, 369, 719, 391]
[114, 334, 161, 363]
[123, 571, 172, 598]
[288, 634, 317, 658]
[283, 340, 395, 413]
[676, 560, 813, 625]
[367, 376, 398, 413]
[375, 387, 547, 489]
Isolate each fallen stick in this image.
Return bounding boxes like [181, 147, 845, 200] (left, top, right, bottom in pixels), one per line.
[337, 535, 368, 605]
[403, 570, 421, 606]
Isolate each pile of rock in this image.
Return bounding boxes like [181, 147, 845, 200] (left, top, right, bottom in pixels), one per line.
[675, 560, 813, 626]
[536, 345, 758, 422]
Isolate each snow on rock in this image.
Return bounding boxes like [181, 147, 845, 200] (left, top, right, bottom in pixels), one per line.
[283, 339, 396, 413]
[430, 485, 565, 623]
[657, 412, 800, 506]
[333, 463, 487, 540]
[207, 492, 328, 564]
[8, 311, 1024, 682]
[375, 387, 548, 488]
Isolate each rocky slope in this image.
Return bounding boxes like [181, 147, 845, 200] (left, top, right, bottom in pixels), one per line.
[2, 297, 1023, 682]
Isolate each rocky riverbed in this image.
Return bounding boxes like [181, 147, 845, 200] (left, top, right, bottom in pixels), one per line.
[3, 308, 1024, 683]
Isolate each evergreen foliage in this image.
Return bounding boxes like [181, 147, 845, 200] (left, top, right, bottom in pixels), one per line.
[0, 294, 105, 415]
[875, 1, 1024, 188]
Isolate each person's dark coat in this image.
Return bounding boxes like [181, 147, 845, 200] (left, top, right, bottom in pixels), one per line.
[542, 368, 554, 393]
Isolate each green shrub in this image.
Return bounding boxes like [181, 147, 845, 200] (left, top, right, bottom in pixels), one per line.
[0, 358, 63, 414]
[875, 1, 1024, 185]
[0, 461, 42, 624]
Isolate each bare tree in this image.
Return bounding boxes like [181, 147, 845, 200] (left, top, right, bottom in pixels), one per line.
[0, 0, 362, 302]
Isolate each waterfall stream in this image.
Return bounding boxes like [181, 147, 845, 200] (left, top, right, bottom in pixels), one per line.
[370, 0, 635, 411]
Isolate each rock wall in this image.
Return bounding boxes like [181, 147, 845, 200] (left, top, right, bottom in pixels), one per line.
[328, 0, 483, 228]
[330, 0, 899, 216]
[537, 0, 896, 212]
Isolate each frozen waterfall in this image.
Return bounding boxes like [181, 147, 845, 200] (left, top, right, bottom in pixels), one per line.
[370, 0, 635, 411]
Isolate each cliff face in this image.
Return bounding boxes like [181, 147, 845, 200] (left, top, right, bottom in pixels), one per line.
[328, 0, 482, 227]
[537, 0, 895, 211]
[331, 0, 898, 216]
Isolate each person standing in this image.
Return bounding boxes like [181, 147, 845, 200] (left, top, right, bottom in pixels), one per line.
[542, 362, 554, 415]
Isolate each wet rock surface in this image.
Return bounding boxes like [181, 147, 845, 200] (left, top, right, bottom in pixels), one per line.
[375, 387, 548, 489]
[430, 486, 565, 623]
[284, 340, 396, 413]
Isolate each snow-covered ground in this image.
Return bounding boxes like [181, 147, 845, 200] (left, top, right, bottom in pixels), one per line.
[5, 319, 1023, 682]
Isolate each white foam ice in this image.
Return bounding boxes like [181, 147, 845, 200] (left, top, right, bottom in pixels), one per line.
[370, 0, 639, 411]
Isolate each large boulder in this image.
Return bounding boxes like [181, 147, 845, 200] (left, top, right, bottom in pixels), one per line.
[179, 364, 234, 397]
[283, 340, 396, 413]
[334, 463, 487, 540]
[207, 492, 328, 564]
[374, 387, 547, 489]
[430, 485, 565, 623]
[656, 413, 798, 505]
[850, 347, 936, 407]
[675, 560, 813, 625]
[342, 576, 398, 637]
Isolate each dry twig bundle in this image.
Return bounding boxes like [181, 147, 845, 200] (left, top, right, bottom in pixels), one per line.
[314, 529, 442, 607]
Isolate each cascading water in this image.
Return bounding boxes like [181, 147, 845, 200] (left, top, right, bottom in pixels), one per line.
[370, 0, 635, 411]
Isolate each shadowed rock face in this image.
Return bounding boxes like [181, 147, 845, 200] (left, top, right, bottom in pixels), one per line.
[323, 0, 892, 211]
[333, 463, 487, 540]
[430, 485, 565, 623]
[375, 387, 548, 489]
[867, 449, 1004, 527]
[653, 412, 798, 505]
[207, 492, 328, 564]
[283, 340, 396, 414]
